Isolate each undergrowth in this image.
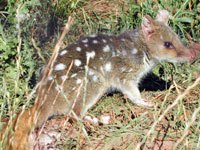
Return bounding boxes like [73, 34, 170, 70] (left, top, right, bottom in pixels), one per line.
[0, 0, 200, 149]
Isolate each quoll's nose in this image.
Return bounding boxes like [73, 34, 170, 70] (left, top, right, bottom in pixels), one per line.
[188, 43, 200, 62]
[190, 50, 196, 61]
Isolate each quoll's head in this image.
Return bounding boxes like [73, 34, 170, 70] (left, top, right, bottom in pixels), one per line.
[141, 10, 196, 63]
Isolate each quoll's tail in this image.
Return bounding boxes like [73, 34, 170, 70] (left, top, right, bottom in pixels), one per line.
[1, 104, 41, 149]
[1, 107, 33, 149]
[1, 80, 66, 149]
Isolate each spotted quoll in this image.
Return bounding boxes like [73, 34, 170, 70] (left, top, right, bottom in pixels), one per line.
[4, 10, 197, 149]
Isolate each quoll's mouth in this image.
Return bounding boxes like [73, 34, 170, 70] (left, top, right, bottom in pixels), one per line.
[189, 50, 196, 62]
[188, 43, 200, 63]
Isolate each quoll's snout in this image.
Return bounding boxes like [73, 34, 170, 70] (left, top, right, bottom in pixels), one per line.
[188, 43, 200, 62]
[189, 50, 196, 62]
[177, 47, 196, 63]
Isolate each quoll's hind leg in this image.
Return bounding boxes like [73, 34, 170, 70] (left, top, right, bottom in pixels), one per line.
[71, 79, 108, 118]
[35, 102, 57, 127]
[34, 86, 69, 127]
[79, 86, 107, 118]
[119, 80, 153, 107]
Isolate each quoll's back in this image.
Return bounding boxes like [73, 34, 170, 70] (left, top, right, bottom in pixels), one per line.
[41, 32, 146, 121]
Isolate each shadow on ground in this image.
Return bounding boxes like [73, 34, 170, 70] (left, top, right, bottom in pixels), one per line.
[139, 72, 171, 92]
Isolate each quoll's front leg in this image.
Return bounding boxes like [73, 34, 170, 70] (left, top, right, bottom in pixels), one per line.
[119, 80, 153, 107]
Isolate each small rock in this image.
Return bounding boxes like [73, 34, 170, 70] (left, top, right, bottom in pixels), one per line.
[100, 115, 110, 125]
[38, 134, 53, 145]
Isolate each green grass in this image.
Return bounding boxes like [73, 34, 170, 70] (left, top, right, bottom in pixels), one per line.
[0, 0, 200, 149]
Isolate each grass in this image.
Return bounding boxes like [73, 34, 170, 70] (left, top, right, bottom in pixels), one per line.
[0, 0, 200, 149]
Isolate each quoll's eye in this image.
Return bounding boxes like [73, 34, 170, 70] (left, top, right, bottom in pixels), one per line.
[164, 42, 174, 49]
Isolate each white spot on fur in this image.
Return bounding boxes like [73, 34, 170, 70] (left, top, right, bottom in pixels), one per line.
[54, 63, 66, 71]
[60, 50, 68, 56]
[88, 69, 94, 76]
[84, 44, 88, 47]
[76, 47, 82, 52]
[71, 73, 77, 78]
[61, 75, 68, 80]
[47, 76, 53, 80]
[131, 48, 138, 54]
[82, 39, 88, 43]
[103, 45, 110, 52]
[92, 40, 98, 44]
[74, 59, 82, 66]
[122, 50, 127, 56]
[112, 51, 116, 57]
[104, 62, 112, 72]
[76, 78, 82, 84]
[121, 38, 126, 41]
[92, 75, 98, 82]
[102, 39, 107, 43]
[86, 51, 96, 59]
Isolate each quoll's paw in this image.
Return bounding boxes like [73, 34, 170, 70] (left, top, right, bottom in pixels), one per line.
[137, 99, 154, 108]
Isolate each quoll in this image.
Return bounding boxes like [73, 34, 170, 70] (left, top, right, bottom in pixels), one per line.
[3, 10, 198, 149]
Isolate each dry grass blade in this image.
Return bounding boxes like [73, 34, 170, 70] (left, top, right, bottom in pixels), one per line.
[136, 77, 200, 149]
[33, 16, 74, 109]
[33, 16, 74, 126]
[4, 16, 74, 148]
[174, 106, 200, 149]
[40, 16, 74, 84]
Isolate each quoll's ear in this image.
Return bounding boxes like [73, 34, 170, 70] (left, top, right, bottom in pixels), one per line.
[155, 10, 170, 25]
[142, 15, 156, 40]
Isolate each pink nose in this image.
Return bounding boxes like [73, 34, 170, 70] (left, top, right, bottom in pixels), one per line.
[190, 50, 196, 60]
[188, 43, 200, 61]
